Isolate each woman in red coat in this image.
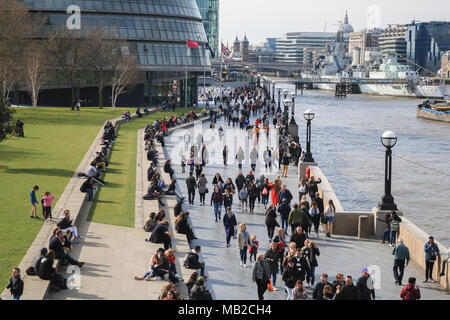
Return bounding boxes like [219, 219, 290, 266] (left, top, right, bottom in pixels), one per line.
[268, 177, 282, 206]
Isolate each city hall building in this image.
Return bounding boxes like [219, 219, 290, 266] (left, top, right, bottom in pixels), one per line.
[16, 0, 211, 107]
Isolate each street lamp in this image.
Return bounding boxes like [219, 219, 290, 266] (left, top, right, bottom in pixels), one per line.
[282, 89, 289, 100]
[290, 91, 297, 124]
[283, 98, 292, 114]
[303, 109, 315, 163]
[277, 88, 282, 109]
[378, 131, 398, 211]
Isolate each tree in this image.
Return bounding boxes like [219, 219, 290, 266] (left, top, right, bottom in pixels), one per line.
[0, 100, 13, 142]
[46, 29, 90, 108]
[0, 0, 33, 104]
[22, 41, 48, 108]
[86, 28, 117, 109]
[110, 48, 138, 111]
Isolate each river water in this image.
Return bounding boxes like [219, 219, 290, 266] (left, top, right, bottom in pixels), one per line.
[275, 84, 450, 247]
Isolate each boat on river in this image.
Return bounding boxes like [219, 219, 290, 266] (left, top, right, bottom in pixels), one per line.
[417, 99, 450, 122]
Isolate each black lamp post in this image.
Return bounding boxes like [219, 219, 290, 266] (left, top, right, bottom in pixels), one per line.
[277, 88, 282, 109]
[290, 91, 297, 124]
[272, 83, 275, 101]
[378, 131, 398, 211]
[303, 109, 315, 163]
[283, 98, 292, 131]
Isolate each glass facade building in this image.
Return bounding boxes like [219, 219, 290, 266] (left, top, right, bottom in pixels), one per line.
[406, 22, 450, 74]
[195, 0, 219, 55]
[17, 0, 211, 107]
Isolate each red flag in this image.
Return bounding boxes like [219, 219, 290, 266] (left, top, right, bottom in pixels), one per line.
[187, 39, 199, 49]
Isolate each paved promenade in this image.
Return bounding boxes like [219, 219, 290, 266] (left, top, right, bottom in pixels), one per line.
[165, 114, 449, 300]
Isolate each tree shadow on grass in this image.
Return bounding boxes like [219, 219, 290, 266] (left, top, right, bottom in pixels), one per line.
[0, 149, 43, 162]
[1, 168, 75, 177]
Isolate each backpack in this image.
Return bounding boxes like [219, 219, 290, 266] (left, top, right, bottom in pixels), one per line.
[26, 266, 36, 276]
[183, 252, 197, 268]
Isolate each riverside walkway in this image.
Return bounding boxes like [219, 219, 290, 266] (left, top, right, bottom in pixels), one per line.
[164, 113, 449, 300]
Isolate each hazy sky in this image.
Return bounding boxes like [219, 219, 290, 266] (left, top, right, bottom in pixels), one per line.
[219, 0, 450, 45]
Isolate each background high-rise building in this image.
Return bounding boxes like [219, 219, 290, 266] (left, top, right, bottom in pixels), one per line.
[379, 24, 409, 64]
[16, 0, 210, 107]
[275, 32, 338, 64]
[406, 21, 450, 73]
[196, 0, 219, 56]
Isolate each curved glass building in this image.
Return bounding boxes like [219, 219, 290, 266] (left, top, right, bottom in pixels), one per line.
[17, 0, 211, 107]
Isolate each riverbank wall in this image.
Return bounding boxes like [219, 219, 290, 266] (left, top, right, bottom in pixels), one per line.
[299, 162, 449, 293]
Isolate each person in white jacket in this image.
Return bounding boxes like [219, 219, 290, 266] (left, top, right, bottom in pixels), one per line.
[263, 147, 272, 170]
[323, 200, 336, 238]
[250, 147, 259, 171]
[236, 146, 245, 170]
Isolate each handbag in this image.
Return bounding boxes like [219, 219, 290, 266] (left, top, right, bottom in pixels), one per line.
[320, 213, 327, 224]
[205, 188, 209, 194]
[262, 187, 268, 195]
[267, 279, 274, 292]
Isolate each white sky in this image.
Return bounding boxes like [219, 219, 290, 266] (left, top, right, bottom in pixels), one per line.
[219, 0, 450, 45]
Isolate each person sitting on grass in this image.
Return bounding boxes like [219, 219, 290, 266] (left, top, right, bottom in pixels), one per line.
[134, 255, 160, 281]
[49, 230, 84, 268]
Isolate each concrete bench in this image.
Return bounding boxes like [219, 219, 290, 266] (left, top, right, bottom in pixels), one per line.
[1, 108, 163, 300]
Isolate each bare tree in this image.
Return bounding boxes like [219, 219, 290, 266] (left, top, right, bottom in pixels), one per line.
[86, 28, 117, 109]
[0, 0, 33, 104]
[22, 41, 48, 108]
[46, 29, 90, 108]
[110, 48, 138, 111]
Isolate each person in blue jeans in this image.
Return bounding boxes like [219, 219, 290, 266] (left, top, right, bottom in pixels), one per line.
[30, 185, 39, 218]
[210, 186, 223, 222]
[7, 268, 23, 300]
[389, 211, 402, 246]
[237, 224, 251, 267]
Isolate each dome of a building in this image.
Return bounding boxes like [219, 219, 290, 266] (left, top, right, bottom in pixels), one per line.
[342, 11, 354, 34]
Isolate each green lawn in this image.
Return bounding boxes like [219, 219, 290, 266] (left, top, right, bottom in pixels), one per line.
[0, 106, 176, 287]
[87, 110, 183, 227]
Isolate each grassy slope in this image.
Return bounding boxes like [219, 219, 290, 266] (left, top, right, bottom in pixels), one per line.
[0, 107, 147, 286]
[87, 109, 185, 227]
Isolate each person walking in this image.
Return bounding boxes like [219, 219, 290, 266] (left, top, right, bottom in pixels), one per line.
[263, 147, 272, 171]
[239, 186, 249, 213]
[250, 147, 259, 171]
[356, 268, 376, 300]
[265, 242, 281, 290]
[298, 179, 308, 202]
[323, 200, 336, 238]
[389, 211, 402, 246]
[186, 171, 196, 205]
[304, 241, 320, 287]
[392, 238, 411, 285]
[237, 224, 251, 268]
[6, 268, 24, 300]
[288, 203, 304, 234]
[197, 173, 208, 206]
[281, 152, 290, 178]
[312, 273, 331, 300]
[260, 178, 270, 209]
[252, 254, 271, 300]
[377, 212, 392, 244]
[223, 145, 229, 166]
[249, 235, 259, 263]
[235, 146, 245, 170]
[334, 275, 360, 300]
[282, 258, 301, 299]
[223, 189, 233, 211]
[310, 201, 321, 237]
[400, 277, 421, 300]
[247, 181, 259, 214]
[264, 204, 279, 242]
[277, 200, 291, 234]
[211, 186, 223, 222]
[424, 236, 440, 283]
[268, 176, 282, 206]
[223, 207, 237, 247]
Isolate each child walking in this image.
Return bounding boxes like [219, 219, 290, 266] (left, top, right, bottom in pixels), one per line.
[249, 234, 259, 263]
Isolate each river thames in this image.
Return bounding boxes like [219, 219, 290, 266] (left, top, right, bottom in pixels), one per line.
[276, 84, 450, 247]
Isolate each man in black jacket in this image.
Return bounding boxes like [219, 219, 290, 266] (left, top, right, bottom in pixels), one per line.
[235, 171, 246, 199]
[335, 275, 360, 300]
[184, 246, 206, 277]
[357, 268, 376, 300]
[49, 230, 84, 267]
[186, 172, 197, 205]
[7, 268, 24, 300]
[312, 273, 331, 300]
[289, 227, 306, 249]
[277, 185, 293, 204]
[282, 258, 302, 299]
[33, 247, 48, 275]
